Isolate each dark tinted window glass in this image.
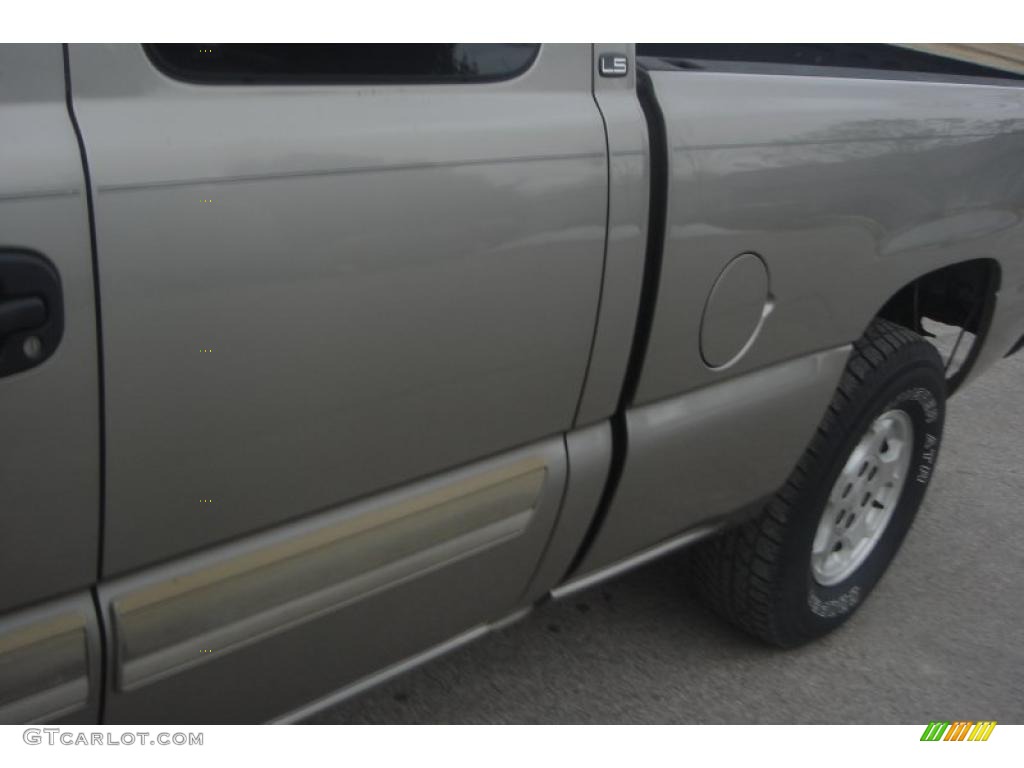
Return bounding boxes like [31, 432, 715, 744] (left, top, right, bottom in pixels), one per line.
[636, 44, 1024, 83]
[145, 44, 539, 84]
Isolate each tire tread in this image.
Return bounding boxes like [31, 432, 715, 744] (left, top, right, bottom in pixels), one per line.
[691, 319, 941, 646]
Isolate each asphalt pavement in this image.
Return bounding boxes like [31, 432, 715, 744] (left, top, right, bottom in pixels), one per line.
[310, 351, 1024, 724]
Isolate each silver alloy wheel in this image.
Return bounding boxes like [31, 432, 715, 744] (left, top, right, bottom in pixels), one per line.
[811, 409, 914, 586]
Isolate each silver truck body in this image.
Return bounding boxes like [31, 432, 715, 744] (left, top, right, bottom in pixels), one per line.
[1, 43, 1022, 723]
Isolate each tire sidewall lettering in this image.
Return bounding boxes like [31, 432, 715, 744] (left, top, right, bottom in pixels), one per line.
[803, 375, 944, 624]
[885, 385, 940, 485]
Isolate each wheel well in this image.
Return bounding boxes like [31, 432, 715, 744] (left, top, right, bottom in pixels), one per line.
[877, 258, 1000, 395]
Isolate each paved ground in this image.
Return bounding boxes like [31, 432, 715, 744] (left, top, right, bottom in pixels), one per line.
[312, 352, 1024, 724]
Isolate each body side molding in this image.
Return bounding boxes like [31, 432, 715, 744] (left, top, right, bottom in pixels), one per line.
[0, 593, 101, 724]
[108, 458, 547, 692]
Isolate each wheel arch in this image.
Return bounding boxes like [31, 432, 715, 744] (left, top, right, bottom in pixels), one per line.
[874, 257, 1001, 395]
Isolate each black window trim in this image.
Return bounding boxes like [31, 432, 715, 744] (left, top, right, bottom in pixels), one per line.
[636, 44, 1024, 88]
[143, 44, 541, 86]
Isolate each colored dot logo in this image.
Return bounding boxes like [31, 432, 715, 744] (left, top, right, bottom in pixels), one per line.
[199, 48, 213, 54]
[199, 499, 213, 504]
[200, 198, 213, 204]
[199, 348, 213, 352]
[200, 649, 214, 653]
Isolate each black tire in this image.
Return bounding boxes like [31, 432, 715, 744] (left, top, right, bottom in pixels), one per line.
[692, 318, 946, 647]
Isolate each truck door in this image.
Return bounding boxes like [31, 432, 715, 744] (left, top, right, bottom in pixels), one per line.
[67, 43, 609, 721]
[0, 44, 103, 723]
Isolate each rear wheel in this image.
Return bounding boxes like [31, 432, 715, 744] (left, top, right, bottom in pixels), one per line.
[692, 319, 946, 647]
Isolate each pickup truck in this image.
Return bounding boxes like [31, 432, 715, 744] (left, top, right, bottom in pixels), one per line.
[2, 43, 1023, 725]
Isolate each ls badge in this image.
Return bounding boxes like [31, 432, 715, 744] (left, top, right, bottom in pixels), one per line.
[598, 53, 628, 78]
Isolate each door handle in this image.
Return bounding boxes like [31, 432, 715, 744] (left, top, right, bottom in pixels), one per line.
[0, 296, 47, 338]
[0, 250, 64, 378]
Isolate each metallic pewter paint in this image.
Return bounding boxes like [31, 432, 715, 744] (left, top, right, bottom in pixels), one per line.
[634, 70, 1024, 406]
[0, 592, 102, 724]
[575, 346, 851, 575]
[699, 252, 771, 369]
[66, 43, 607, 574]
[521, 421, 614, 603]
[0, 44, 100, 613]
[574, 44, 650, 427]
[1, 43, 1023, 724]
[111, 459, 546, 691]
[97, 437, 567, 723]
